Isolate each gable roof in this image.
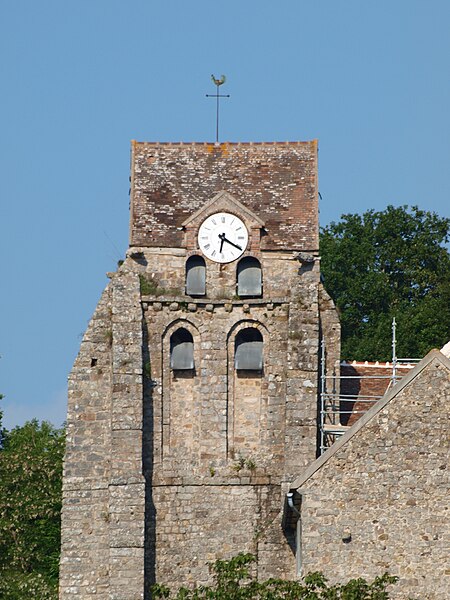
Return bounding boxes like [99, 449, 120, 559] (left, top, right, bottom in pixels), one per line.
[291, 349, 450, 491]
[181, 190, 265, 228]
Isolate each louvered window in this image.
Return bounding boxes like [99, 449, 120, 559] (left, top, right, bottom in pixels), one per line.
[237, 257, 262, 297]
[170, 328, 194, 370]
[235, 328, 263, 371]
[186, 255, 206, 296]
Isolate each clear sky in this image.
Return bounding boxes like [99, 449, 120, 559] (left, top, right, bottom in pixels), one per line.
[1, 1, 449, 429]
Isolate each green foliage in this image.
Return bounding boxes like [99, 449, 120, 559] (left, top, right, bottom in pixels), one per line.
[139, 274, 181, 297]
[245, 458, 256, 471]
[0, 419, 65, 599]
[0, 393, 4, 437]
[152, 553, 398, 599]
[143, 360, 152, 379]
[231, 455, 256, 472]
[139, 274, 161, 295]
[320, 205, 450, 360]
[231, 454, 247, 472]
[105, 328, 113, 346]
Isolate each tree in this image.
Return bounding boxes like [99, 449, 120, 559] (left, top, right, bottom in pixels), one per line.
[0, 393, 4, 444]
[320, 205, 450, 361]
[0, 419, 65, 600]
[152, 553, 398, 599]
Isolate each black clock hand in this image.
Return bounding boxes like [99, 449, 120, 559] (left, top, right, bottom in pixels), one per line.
[219, 233, 225, 253]
[220, 234, 242, 251]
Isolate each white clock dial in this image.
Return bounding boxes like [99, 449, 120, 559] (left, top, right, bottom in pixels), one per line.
[198, 212, 248, 263]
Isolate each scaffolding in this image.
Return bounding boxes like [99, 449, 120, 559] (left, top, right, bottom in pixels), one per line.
[319, 318, 420, 454]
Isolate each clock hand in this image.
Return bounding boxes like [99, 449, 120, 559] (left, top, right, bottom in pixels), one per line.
[219, 233, 225, 253]
[220, 234, 242, 251]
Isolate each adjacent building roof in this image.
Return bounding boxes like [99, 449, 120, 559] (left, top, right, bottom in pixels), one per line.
[441, 340, 450, 358]
[291, 349, 450, 491]
[340, 361, 415, 426]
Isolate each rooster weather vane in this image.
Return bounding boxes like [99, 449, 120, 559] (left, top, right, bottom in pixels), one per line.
[206, 74, 230, 144]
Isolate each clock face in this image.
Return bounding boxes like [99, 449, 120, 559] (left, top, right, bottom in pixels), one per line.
[198, 212, 248, 263]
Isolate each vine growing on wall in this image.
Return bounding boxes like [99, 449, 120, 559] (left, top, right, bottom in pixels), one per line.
[151, 553, 398, 599]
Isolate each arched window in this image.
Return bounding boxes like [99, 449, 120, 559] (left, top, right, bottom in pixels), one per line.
[235, 328, 263, 371]
[186, 255, 206, 296]
[170, 328, 194, 370]
[237, 257, 262, 297]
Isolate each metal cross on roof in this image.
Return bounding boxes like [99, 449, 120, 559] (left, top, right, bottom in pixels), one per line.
[206, 74, 230, 144]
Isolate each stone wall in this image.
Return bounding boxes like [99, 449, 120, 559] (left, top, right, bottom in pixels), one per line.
[291, 351, 450, 600]
[148, 483, 294, 588]
[60, 287, 113, 599]
[60, 241, 332, 597]
[132, 247, 322, 471]
[318, 282, 340, 382]
[59, 139, 337, 598]
[135, 245, 323, 590]
[60, 271, 147, 600]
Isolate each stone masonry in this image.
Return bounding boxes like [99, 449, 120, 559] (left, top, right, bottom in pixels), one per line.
[289, 350, 450, 599]
[59, 142, 339, 598]
[59, 140, 449, 599]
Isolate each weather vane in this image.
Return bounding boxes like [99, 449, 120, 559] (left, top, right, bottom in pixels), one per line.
[206, 74, 230, 144]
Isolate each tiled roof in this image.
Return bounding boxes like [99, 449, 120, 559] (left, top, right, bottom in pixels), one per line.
[129, 141, 319, 251]
[340, 361, 415, 426]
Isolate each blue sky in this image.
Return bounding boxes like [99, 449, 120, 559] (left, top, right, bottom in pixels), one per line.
[1, 1, 449, 429]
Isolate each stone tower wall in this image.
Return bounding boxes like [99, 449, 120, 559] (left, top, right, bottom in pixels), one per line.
[60, 140, 338, 598]
[60, 288, 113, 598]
[60, 253, 326, 596]
[133, 245, 322, 588]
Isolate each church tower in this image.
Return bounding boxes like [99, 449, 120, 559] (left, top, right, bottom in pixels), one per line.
[59, 141, 340, 599]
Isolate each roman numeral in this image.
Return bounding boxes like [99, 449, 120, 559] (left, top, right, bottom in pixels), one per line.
[211, 218, 217, 225]
[204, 243, 210, 250]
[221, 216, 225, 223]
